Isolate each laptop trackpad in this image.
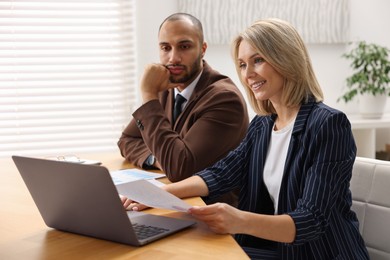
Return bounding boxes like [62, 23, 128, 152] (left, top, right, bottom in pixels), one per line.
[126, 210, 147, 219]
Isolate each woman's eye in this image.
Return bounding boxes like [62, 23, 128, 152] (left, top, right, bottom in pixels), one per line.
[254, 57, 265, 64]
[238, 63, 246, 69]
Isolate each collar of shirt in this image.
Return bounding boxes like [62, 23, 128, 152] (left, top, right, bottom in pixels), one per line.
[174, 70, 203, 109]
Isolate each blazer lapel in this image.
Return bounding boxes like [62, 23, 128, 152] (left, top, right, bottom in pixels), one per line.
[278, 100, 316, 213]
[246, 116, 275, 213]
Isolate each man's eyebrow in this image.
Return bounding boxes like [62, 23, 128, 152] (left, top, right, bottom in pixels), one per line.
[177, 40, 193, 44]
[159, 40, 194, 45]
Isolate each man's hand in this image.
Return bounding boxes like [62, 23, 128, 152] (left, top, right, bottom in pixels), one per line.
[140, 63, 183, 103]
[119, 195, 149, 211]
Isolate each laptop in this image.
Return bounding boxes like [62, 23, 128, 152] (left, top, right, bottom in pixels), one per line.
[12, 155, 196, 246]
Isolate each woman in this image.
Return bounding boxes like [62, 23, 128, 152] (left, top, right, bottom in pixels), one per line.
[123, 18, 369, 259]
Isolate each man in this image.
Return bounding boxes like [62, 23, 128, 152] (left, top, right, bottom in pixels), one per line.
[118, 13, 248, 206]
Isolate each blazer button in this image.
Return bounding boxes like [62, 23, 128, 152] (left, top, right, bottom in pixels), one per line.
[136, 119, 144, 131]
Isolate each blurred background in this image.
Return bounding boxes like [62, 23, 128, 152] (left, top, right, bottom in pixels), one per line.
[1, 0, 389, 159]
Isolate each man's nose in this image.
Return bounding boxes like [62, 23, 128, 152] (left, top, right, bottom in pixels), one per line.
[169, 49, 181, 64]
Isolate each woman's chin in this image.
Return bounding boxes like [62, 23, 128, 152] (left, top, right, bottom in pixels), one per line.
[254, 93, 266, 101]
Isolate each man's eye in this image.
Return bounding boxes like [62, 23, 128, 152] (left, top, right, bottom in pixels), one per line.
[161, 46, 171, 52]
[180, 45, 191, 50]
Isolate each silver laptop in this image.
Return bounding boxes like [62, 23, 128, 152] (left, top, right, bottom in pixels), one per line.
[12, 155, 196, 246]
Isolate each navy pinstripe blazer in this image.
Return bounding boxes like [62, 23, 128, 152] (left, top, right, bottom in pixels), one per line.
[197, 99, 369, 259]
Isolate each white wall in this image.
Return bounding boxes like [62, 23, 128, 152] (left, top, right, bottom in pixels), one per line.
[134, 0, 178, 105]
[135, 0, 390, 146]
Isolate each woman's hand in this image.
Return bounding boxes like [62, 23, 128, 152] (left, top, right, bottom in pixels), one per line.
[190, 203, 296, 243]
[119, 195, 149, 211]
[188, 203, 245, 234]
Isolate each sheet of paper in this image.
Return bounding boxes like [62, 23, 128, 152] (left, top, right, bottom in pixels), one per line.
[115, 179, 192, 212]
[110, 168, 165, 185]
[146, 178, 165, 187]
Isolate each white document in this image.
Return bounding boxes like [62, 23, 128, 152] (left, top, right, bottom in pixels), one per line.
[115, 179, 192, 212]
[146, 179, 165, 187]
[110, 168, 165, 185]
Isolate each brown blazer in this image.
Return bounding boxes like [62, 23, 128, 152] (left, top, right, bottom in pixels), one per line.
[118, 61, 249, 205]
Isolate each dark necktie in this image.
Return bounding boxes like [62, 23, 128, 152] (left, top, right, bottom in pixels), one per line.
[173, 94, 186, 123]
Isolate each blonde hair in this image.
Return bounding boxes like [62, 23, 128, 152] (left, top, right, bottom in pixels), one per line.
[232, 18, 323, 115]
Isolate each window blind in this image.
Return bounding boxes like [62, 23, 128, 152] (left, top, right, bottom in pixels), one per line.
[0, 0, 136, 157]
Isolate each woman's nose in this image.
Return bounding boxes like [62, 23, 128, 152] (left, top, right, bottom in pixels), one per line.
[244, 65, 255, 79]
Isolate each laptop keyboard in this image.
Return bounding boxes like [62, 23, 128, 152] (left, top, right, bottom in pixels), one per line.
[132, 223, 169, 240]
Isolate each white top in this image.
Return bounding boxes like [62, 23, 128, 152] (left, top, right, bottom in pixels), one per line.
[174, 70, 202, 111]
[263, 119, 295, 214]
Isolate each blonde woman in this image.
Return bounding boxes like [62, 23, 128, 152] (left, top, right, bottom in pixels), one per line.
[122, 19, 369, 259]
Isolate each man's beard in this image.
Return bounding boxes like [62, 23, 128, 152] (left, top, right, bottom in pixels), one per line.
[169, 58, 202, 84]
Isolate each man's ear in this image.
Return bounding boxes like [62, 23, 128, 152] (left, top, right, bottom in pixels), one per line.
[201, 42, 207, 58]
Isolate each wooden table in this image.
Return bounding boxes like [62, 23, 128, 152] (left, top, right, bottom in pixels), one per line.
[0, 152, 248, 259]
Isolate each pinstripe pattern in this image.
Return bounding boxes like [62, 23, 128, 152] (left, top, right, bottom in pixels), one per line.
[197, 100, 369, 259]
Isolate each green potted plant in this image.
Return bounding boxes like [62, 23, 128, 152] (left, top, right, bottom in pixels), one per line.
[339, 41, 390, 118]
